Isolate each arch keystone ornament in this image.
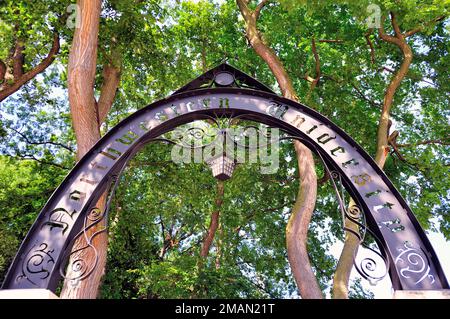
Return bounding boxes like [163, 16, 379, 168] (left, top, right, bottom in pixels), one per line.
[1, 63, 448, 298]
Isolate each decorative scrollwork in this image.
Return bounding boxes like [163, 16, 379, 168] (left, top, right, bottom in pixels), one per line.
[330, 170, 340, 180]
[167, 126, 218, 149]
[348, 205, 361, 219]
[59, 171, 123, 288]
[157, 113, 280, 155]
[281, 136, 390, 286]
[17, 243, 55, 286]
[59, 206, 107, 287]
[395, 241, 435, 285]
[354, 244, 389, 286]
[87, 207, 104, 222]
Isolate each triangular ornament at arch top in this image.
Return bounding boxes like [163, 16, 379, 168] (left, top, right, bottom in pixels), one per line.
[173, 63, 275, 94]
[1, 63, 448, 294]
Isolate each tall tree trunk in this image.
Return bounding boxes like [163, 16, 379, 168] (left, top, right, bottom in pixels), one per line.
[98, 53, 122, 125]
[286, 142, 322, 298]
[60, 0, 122, 299]
[67, 0, 102, 160]
[193, 180, 224, 298]
[60, 0, 103, 299]
[237, 0, 322, 299]
[12, 39, 25, 80]
[332, 197, 360, 299]
[0, 60, 6, 82]
[333, 12, 414, 299]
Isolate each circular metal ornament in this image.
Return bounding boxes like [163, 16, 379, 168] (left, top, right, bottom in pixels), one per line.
[214, 71, 235, 86]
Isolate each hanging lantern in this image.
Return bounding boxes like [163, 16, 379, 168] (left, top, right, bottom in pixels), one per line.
[206, 153, 236, 181]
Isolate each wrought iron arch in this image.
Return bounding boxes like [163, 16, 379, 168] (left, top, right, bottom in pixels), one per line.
[1, 64, 448, 293]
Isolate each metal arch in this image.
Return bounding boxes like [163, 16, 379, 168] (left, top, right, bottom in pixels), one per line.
[279, 135, 390, 286]
[1, 87, 448, 293]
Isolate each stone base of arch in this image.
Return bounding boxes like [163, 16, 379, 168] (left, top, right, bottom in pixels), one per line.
[0, 289, 59, 299]
[393, 289, 450, 299]
[1, 288, 449, 299]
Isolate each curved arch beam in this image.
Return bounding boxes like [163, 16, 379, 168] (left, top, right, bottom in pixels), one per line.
[2, 88, 448, 292]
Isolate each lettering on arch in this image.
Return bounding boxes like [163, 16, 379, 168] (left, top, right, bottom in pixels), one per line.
[1, 90, 447, 292]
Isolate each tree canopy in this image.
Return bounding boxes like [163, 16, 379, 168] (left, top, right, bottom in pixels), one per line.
[0, 0, 448, 299]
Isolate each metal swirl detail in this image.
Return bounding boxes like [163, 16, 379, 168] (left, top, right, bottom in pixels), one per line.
[279, 135, 390, 286]
[395, 241, 435, 285]
[59, 206, 107, 287]
[17, 243, 55, 286]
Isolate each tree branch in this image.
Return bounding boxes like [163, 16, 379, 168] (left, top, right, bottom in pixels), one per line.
[12, 39, 25, 79]
[318, 170, 329, 186]
[390, 12, 403, 38]
[200, 180, 224, 258]
[405, 15, 447, 37]
[249, 278, 277, 298]
[13, 153, 69, 170]
[396, 139, 450, 148]
[9, 127, 74, 153]
[387, 130, 406, 161]
[309, 37, 321, 93]
[97, 60, 122, 125]
[350, 82, 381, 108]
[236, 0, 251, 21]
[381, 66, 436, 86]
[378, 15, 401, 45]
[254, 0, 270, 21]
[0, 60, 6, 82]
[365, 31, 376, 64]
[158, 213, 167, 258]
[318, 39, 344, 43]
[0, 33, 60, 103]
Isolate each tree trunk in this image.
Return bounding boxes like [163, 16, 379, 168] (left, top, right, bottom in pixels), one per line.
[12, 39, 25, 80]
[0, 60, 6, 82]
[60, 0, 104, 299]
[333, 12, 414, 299]
[67, 0, 102, 160]
[237, 0, 322, 298]
[60, 194, 109, 299]
[98, 53, 122, 125]
[332, 197, 360, 299]
[286, 142, 322, 298]
[200, 180, 224, 258]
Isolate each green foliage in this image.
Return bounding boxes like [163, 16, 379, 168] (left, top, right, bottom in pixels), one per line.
[0, 0, 448, 299]
[0, 0, 70, 68]
[348, 278, 375, 299]
[0, 156, 65, 283]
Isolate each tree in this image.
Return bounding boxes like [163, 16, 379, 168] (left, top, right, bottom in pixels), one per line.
[333, 3, 448, 299]
[0, 0, 448, 300]
[0, 1, 66, 102]
[61, 0, 168, 298]
[236, 0, 322, 299]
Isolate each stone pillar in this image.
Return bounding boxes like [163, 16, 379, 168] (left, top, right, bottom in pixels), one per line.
[0, 289, 59, 299]
[393, 290, 450, 299]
